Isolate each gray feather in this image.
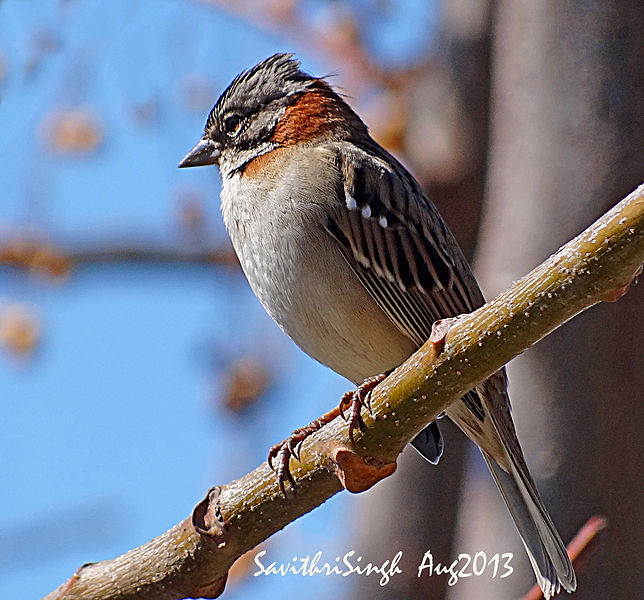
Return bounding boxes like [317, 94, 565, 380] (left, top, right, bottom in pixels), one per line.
[483, 453, 576, 597]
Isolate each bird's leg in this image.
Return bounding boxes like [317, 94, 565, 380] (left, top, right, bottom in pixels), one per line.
[268, 405, 342, 496]
[268, 372, 390, 495]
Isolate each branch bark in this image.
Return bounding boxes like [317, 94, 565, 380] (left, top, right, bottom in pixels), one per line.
[43, 184, 644, 600]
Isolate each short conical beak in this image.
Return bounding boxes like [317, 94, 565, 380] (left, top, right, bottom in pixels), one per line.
[178, 138, 221, 168]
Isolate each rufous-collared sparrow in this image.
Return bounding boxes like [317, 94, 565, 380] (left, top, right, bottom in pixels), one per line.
[179, 53, 576, 598]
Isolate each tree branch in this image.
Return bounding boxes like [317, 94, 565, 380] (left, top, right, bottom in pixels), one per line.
[0, 239, 239, 279]
[43, 184, 644, 600]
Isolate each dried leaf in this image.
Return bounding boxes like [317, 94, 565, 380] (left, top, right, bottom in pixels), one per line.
[0, 303, 40, 357]
[0, 238, 71, 280]
[221, 358, 269, 413]
[41, 107, 103, 154]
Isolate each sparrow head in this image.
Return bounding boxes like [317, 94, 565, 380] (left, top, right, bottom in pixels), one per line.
[179, 53, 367, 175]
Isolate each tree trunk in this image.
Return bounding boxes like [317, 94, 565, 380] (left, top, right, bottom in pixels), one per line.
[453, 2, 644, 599]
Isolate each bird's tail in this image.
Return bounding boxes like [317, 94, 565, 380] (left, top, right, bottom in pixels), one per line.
[447, 374, 576, 598]
[481, 450, 576, 598]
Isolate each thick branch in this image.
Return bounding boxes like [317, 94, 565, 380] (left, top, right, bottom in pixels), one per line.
[44, 184, 644, 600]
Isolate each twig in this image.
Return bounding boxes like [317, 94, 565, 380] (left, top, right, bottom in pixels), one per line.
[68, 244, 238, 268]
[0, 239, 239, 279]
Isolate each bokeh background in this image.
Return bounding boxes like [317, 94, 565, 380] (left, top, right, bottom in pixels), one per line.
[1, 2, 642, 599]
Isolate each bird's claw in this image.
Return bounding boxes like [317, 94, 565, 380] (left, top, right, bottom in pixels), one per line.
[338, 373, 387, 441]
[267, 373, 387, 495]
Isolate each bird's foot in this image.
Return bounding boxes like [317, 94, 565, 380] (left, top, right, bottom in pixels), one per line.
[338, 373, 388, 442]
[268, 373, 389, 496]
[268, 405, 341, 496]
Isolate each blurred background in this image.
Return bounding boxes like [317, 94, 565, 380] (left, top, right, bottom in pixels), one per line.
[1, 1, 642, 599]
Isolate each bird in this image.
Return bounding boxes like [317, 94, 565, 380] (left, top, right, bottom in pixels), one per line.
[178, 53, 576, 598]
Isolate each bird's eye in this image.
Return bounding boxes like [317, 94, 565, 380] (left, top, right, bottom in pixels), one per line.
[224, 114, 242, 137]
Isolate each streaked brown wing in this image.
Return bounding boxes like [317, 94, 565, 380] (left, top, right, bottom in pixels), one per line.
[325, 143, 487, 421]
[326, 142, 482, 343]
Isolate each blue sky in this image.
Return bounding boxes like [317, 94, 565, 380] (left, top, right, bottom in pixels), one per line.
[0, 1, 438, 598]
